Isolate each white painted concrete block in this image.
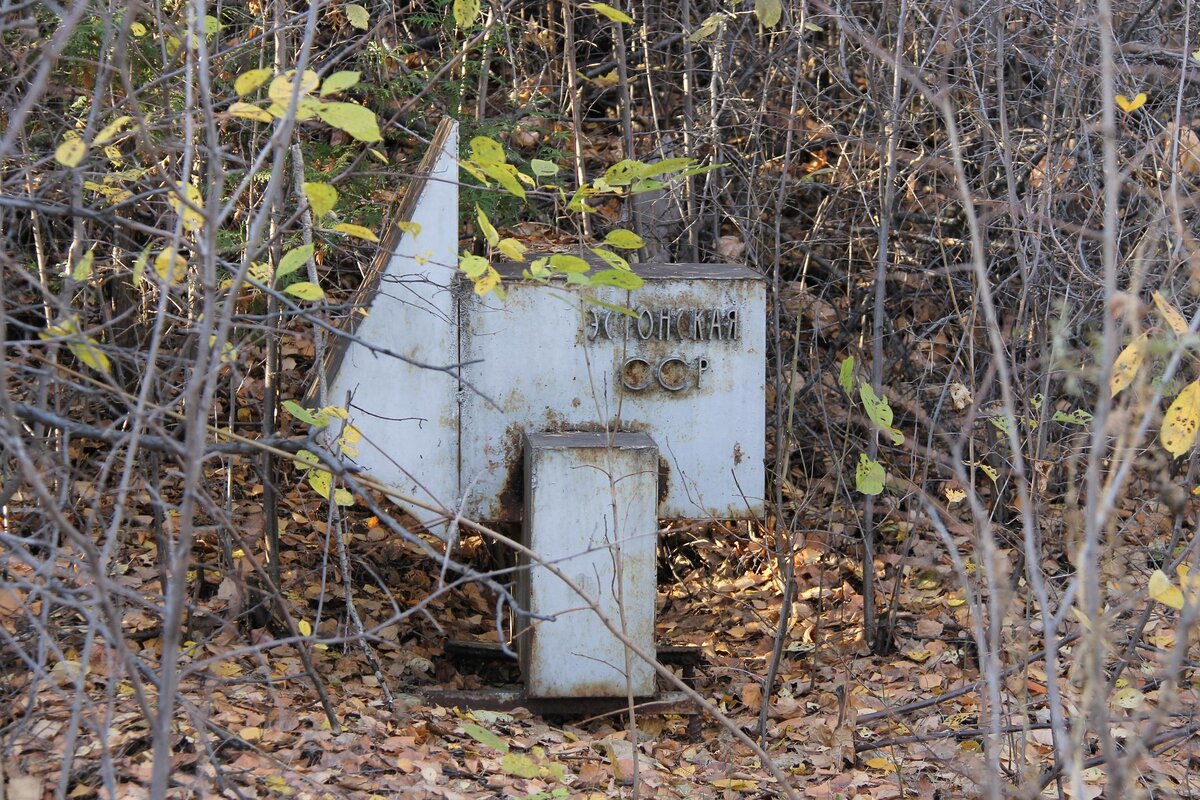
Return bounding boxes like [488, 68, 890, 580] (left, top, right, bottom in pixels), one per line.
[520, 432, 659, 698]
[460, 263, 765, 523]
[319, 119, 461, 537]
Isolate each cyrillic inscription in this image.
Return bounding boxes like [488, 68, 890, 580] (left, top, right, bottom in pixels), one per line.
[585, 306, 739, 394]
[586, 306, 740, 343]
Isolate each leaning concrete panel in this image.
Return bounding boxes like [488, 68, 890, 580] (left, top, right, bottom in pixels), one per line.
[459, 263, 766, 522]
[318, 119, 460, 535]
[520, 431, 658, 698]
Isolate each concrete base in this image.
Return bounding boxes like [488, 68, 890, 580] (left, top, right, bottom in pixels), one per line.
[518, 431, 659, 699]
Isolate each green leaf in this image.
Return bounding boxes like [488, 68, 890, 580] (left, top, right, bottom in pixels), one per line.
[630, 178, 666, 194]
[549, 254, 591, 273]
[316, 102, 381, 142]
[838, 356, 855, 397]
[500, 753, 540, 779]
[855, 453, 885, 495]
[859, 383, 893, 428]
[203, 14, 221, 35]
[71, 249, 95, 282]
[604, 228, 645, 249]
[470, 136, 507, 165]
[679, 163, 722, 178]
[603, 159, 644, 187]
[453, 0, 481, 28]
[480, 161, 526, 199]
[755, 0, 783, 27]
[55, 137, 87, 167]
[530, 158, 559, 177]
[583, 2, 634, 23]
[1053, 409, 1093, 426]
[690, 12, 726, 42]
[285, 281, 326, 301]
[639, 157, 695, 179]
[588, 269, 643, 290]
[344, 3, 369, 29]
[320, 71, 361, 96]
[328, 223, 379, 242]
[235, 68, 273, 96]
[861, 383, 904, 444]
[295, 449, 321, 467]
[332, 487, 354, 506]
[988, 415, 1014, 437]
[283, 400, 318, 425]
[462, 723, 509, 753]
[590, 247, 629, 271]
[303, 182, 338, 217]
[476, 205, 499, 247]
[307, 469, 333, 499]
[277, 244, 314, 279]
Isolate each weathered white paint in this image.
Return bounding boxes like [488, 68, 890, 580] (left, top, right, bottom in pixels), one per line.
[322, 120, 765, 532]
[459, 263, 766, 522]
[321, 120, 461, 537]
[519, 432, 659, 698]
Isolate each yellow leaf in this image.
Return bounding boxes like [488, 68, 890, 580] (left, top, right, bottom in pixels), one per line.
[460, 254, 489, 279]
[269, 69, 319, 107]
[864, 757, 897, 772]
[316, 102, 381, 142]
[212, 661, 241, 677]
[319, 70, 361, 96]
[229, 101, 273, 122]
[285, 281, 326, 301]
[239, 727, 263, 742]
[168, 183, 205, 232]
[476, 205, 499, 247]
[55, 137, 87, 167]
[1116, 92, 1147, 113]
[41, 318, 112, 374]
[234, 68, 273, 96]
[453, 0, 480, 28]
[1109, 332, 1147, 397]
[333, 487, 354, 506]
[1161, 380, 1200, 457]
[944, 487, 966, 504]
[474, 266, 502, 297]
[154, 247, 188, 284]
[583, 2, 634, 24]
[1153, 290, 1189, 336]
[1113, 687, 1144, 709]
[497, 238, 526, 262]
[298, 619, 312, 636]
[328, 223, 379, 243]
[1149, 569, 1185, 610]
[713, 779, 758, 790]
[93, 115, 132, 146]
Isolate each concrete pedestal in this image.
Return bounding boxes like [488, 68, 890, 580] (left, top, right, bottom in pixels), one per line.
[518, 432, 658, 698]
